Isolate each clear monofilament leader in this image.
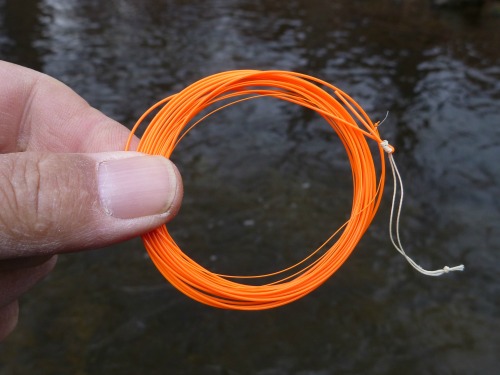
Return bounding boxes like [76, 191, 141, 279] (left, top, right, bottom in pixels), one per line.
[380, 140, 464, 276]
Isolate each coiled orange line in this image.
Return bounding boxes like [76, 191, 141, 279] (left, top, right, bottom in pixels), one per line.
[126, 70, 390, 310]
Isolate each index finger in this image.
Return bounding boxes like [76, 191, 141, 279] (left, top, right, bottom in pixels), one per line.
[0, 60, 139, 153]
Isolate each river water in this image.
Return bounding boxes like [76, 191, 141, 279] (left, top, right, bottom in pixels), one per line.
[0, 0, 499, 374]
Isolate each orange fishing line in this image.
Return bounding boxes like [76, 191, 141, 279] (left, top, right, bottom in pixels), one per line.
[126, 70, 392, 310]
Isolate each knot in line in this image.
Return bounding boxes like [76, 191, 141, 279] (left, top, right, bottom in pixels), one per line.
[444, 265, 465, 273]
[380, 140, 395, 154]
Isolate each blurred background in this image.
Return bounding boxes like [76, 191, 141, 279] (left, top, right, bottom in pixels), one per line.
[0, 0, 499, 374]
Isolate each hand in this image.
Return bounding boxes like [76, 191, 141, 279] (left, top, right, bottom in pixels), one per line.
[0, 61, 183, 341]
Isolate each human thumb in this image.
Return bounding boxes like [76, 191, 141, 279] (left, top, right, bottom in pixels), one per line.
[0, 151, 183, 259]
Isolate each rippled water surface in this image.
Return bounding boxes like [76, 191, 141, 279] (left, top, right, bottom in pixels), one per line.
[1, 0, 499, 374]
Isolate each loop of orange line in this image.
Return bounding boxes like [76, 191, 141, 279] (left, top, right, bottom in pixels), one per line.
[126, 70, 389, 310]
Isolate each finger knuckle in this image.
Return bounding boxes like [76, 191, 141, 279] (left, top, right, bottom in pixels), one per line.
[0, 154, 95, 250]
[0, 154, 47, 239]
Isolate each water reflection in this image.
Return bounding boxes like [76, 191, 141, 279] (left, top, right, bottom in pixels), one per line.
[0, 0, 44, 70]
[0, 0, 499, 374]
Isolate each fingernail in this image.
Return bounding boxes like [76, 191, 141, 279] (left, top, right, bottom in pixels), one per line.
[98, 156, 179, 219]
